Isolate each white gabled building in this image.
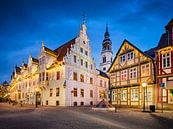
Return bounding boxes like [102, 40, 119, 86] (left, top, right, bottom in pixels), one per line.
[10, 21, 109, 106]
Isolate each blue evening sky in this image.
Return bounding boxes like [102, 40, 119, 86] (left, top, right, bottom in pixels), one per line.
[0, 0, 173, 83]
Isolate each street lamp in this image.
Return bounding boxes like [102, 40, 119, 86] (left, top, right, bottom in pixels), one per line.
[35, 88, 38, 108]
[142, 82, 147, 112]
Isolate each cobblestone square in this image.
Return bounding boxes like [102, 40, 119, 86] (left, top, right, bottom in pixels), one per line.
[0, 103, 173, 129]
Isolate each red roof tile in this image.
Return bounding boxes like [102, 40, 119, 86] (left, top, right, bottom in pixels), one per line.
[54, 38, 76, 61]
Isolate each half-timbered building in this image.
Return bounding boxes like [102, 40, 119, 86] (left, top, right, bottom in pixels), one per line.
[108, 39, 156, 108]
[156, 18, 173, 109]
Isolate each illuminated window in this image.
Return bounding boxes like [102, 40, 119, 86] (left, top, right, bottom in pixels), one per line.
[129, 67, 137, 79]
[74, 88, 77, 97]
[162, 52, 171, 68]
[80, 89, 84, 97]
[131, 88, 138, 101]
[112, 91, 116, 101]
[121, 89, 127, 101]
[141, 63, 150, 77]
[80, 74, 84, 82]
[73, 72, 77, 81]
[121, 70, 127, 81]
[146, 87, 152, 102]
[90, 90, 93, 97]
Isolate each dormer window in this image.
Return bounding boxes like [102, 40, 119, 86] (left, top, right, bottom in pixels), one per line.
[127, 51, 134, 60]
[120, 54, 126, 63]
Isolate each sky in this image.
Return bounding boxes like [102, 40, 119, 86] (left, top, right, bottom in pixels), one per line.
[0, 0, 173, 84]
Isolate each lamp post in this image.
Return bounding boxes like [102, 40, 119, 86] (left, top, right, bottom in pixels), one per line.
[35, 88, 38, 108]
[142, 82, 147, 112]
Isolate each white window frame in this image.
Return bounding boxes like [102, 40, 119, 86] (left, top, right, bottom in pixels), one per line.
[141, 63, 150, 77]
[162, 52, 171, 68]
[129, 67, 137, 79]
[127, 51, 134, 60]
[121, 89, 127, 101]
[120, 54, 126, 63]
[131, 88, 138, 101]
[121, 70, 127, 81]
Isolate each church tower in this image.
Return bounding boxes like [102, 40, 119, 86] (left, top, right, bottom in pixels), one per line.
[100, 24, 113, 72]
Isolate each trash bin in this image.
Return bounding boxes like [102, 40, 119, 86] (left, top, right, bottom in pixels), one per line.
[150, 105, 155, 112]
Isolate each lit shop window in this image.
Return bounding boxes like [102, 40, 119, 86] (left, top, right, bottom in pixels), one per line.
[121, 89, 127, 101]
[131, 88, 138, 101]
[141, 64, 149, 77]
[162, 52, 171, 68]
[112, 91, 115, 101]
[145, 87, 152, 102]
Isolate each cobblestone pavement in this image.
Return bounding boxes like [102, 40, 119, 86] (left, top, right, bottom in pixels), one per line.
[0, 103, 173, 129]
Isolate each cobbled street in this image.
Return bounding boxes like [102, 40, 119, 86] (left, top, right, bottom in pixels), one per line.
[0, 103, 173, 129]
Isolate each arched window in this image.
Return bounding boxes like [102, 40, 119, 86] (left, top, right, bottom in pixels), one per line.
[103, 56, 106, 63]
[107, 45, 110, 50]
